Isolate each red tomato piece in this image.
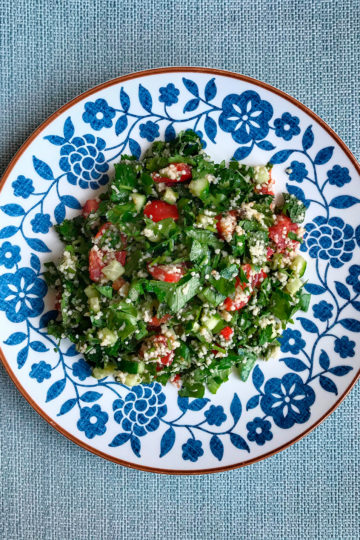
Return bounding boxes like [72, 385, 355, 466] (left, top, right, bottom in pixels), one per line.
[170, 374, 182, 388]
[89, 247, 105, 282]
[220, 326, 234, 340]
[269, 214, 299, 253]
[148, 314, 171, 329]
[216, 210, 237, 241]
[255, 169, 275, 196]
[95, 222, 112, 240]
[223, 264, 267, 311]
[82, 199, 99, 218]
[152, 163, 192, 185]
[266, 247, 274, 260]
[115, 250, 127, 267]
[141, 334, 175, 367]
[112, 277, 126, 291]
[143, 200, 179, 222]
[147, 263, 185, 283]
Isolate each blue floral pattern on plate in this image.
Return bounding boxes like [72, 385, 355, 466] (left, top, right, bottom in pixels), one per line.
[0, 71, 358, 471]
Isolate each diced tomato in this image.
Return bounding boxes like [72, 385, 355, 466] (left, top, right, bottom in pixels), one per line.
[147, 263, 185, 283]
[82, 199, 99, 218]
[216, 210, 237, 241]
[152, 163, 192, 185]
[89, 247, 105, 282]
[95, 222, 111, 239]
[220, 326, 233, 340]
[140, 334, 175, 367]
[148, 314, 171, 329]
[223, 264, 267, 311]
[115, 250, 127, 266]
[143, 200, 179, 222]
[255, 169, 275, 196]
[112, 277, 126, 291]
[266, 247, 274, 260]
[159, 351, 174, 366]
[171, 374, 182, 388]
[269, 214, 299, 253]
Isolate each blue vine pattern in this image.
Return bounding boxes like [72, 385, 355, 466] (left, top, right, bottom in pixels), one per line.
[0, 75, 358, 463]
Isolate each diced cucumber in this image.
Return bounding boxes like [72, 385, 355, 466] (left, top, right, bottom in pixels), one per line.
[131, 193, 146, 212]
[162, 187, 178, 204]
[97, 327, 118, 347]
[188, 177, 209, 198]
[290, 255, 307, 277]
[196, 214, 216, 229]
[270, 253, 284, 270]
[201, 313, 222, 331]
[84, 285, 99, 298]
[89, 296, 100, 313]
[254, 165, 270, 185]
[125, 373, 141, 386]
[286, 277, 303, 296]
[263, 343, 281, 360]
[118, 359, 145, 374]
[102, 259, 125, 281]
[92, 362, 116, 379]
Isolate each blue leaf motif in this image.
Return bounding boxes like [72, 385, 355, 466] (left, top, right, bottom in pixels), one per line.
[177, 396, 189, 412]
[270, 149, 294, 164]
[159, 426, 175, 457]
[298, 317, 319, 334]
[230, 393, 242, 424]
[17, 346, 28, 368]
[188, 398, 209, 411]
[61, 195, 81, 209]
[54, 202, 66, 224]
[319, 350, 330, 370]
[63, 117, 75, 141]
[204, 78, 217, 101]
[233, 145, 252, 160]
[302, 125, 314, 150]
[182, 77, 199, 97]
[314, 146, 334, 165]
[339, 319, 360, 332]
[29, 341, 49, 352]
[286, 184, 308, 206]
[39, 310, 58, 328]
[26, 237, 51, 253]
[305, 283, 327, 295]
[129, 138, 141, 159]
[335, 281, 350, 300]
[58, 398, 77, 416]
[30, 253, 41, 272]
[65, 344, 78, 356]
[281, 357, 307, 372]
[109, 432, 131, 447]
[183, 98, 200, 113]
[130, 435, 141, 457]
[0, 226, 18, 239]
[120, 87, 130, 112]
[204, 116, 217, 143]
[115, 115, 128, 136]
[252, 365, 264, 391]
[0, 204, 25, 216]
[80, 391, 102, 403]
[112, 399, 123, 411]
[329, 196, 360, 209]
[44, 135, 66, 146]
[328, 366, 353, 376]
[210, 435, 224, 461]
[4, 332, 27, 346]
[138, 84, 152, 112]
[351, 300, 360, 312]
[230, 433, 250, 452]
[256, 140, 275, 151]
[32, 156, 54, 180]
[246, 395, 260, 411]
[319, 375, 338, 395]
[46, 378, 66, 402]
[164, 124, 176, 141]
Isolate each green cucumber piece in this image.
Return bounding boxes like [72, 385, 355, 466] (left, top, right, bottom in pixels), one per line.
[102, 259, 125, 281]
[162, 187, 178, 204]
[188, 177, 209, 198]
[290, 255, 307, 277]
[131, 193, 146, 212]
[286, 277, 303, 296]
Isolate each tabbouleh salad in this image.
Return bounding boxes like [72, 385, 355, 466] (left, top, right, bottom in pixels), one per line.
[45, 130, 310, 397]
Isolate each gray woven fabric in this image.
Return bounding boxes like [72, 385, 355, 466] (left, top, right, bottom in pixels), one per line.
[0, 1, 359, 539]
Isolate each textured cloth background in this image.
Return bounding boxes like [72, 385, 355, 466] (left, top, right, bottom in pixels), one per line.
[0, 1, 359, 539]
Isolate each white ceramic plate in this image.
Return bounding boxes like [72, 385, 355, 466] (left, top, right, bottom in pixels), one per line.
[1, 68, 359, 473]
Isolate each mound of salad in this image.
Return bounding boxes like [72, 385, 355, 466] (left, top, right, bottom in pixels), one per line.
[45, 130, 310, 397]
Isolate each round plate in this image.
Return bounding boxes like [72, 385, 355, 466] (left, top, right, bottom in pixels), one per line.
[1, 68, 359, 474]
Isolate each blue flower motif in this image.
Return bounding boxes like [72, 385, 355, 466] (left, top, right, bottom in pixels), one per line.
[12, 175, 34, 199]
[274, 112, 300, 141]
[301, 216, 354, 268]
[182, 438, 204, 462]
[72, 358, 92, 381]
[219, 91, 273, 144]
[313, 300, 333, 322]
[30, 213, 52, 234]
[326, 165, 351, 187]
[0, 242, 21, 269]
[0, 267, 47, 323]
[287, 161, 308, 183]
[59, 134, 109, 190]
[261, 373, 315, 429]
[279, 328, 305, 355]
[159, 83, 180, 106]
[29, 361, 51, 383]
[139, 121, 160, 142]
[334, 336, 355, 359]
[82, 98, 116, 131]
[346, 265, 360, 293]
[204, 405, 227, 426]
[113, 383, 166, 437]
[77, 404, 108, 439]
[246, 417, 273, 446]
